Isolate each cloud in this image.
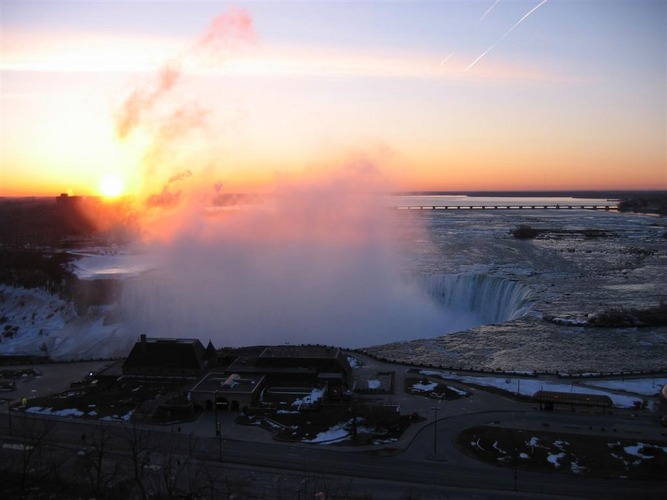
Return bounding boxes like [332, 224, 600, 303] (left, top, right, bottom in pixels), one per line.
[2, 29, 556, 85]
[114, 7, 257, 139]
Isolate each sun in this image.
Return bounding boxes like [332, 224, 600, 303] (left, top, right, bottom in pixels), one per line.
[99, 174, 125, 198]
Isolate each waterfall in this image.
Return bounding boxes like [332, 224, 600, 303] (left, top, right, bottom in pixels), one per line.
[421, 273, 533, 324]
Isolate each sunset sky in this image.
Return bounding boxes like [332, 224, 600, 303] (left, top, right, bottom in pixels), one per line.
[1, 0, 665, 197]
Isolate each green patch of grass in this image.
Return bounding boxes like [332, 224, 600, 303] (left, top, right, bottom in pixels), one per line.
[457, 425, 667, 479]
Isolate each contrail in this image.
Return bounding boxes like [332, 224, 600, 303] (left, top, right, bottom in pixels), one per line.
[439, 52, 454, 66]
[467, 0, 549, 71]
[481, 0, 501, 21]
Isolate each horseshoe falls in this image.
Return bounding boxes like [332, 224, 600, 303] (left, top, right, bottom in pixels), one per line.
[422, 274, 534, 325]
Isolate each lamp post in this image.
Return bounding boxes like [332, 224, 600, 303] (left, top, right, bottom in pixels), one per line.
[430, 406, 440, 457]
[513, 447, 518, 491]
[214, 390, 220, 436]
[214, 390, 222, 461]
[1, 399, 11, 433]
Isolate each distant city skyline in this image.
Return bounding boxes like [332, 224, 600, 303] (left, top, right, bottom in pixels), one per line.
[1, 0, 665, 197]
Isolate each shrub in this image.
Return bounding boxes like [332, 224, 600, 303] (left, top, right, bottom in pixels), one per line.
[587, 303, 667, 327]
[511, 224, 541, 239]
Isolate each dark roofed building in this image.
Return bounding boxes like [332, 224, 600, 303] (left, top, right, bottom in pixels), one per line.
[123, 335, 215, 378]
[224, 345, 352, 398]
[256, 345, 351, 377]
[206, 340, 218, 365]
[533, 390, 612, 412]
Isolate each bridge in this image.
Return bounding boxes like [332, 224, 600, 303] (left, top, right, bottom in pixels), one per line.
[395, 204, 615, 211]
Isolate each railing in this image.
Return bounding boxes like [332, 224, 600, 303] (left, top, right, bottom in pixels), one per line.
[395, 205, 614, 211]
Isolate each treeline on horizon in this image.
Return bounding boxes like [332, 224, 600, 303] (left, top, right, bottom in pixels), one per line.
[0, 190, 665, 246]
[3, 188, 667, 200]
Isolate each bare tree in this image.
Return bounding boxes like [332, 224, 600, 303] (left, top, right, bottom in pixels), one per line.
[13, 413, 56, 499]
[119, 421, 157, 500]
[149, 429, 204, 498]
[75, 421, 121, 498]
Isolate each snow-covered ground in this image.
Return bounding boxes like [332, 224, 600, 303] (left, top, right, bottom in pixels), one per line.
[23, 406, 134, 421]
[0, 284, 133, 360]
[470, 432, 667, 476]
[418, 369, 664, 409]
[584, 378, 667, 396]
[70, 251, 154, 280]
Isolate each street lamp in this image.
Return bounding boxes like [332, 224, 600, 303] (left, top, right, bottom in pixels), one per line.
[214, 390, 220, 436]
[1, 399, 11, 433]
[214, 390, 222, 461]
[430, 406, 440, 457]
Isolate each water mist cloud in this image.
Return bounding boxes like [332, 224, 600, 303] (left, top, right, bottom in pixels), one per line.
[120, 168, 460, 348]
[115, 7, 256, 140]
[112, 8, 460, 348]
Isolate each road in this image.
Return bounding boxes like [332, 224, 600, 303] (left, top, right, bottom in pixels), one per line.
[1, 405, 664, 499]
[2, 356, 666, 498]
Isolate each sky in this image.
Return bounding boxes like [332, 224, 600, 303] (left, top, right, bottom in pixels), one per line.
[1, 0, 665, 197]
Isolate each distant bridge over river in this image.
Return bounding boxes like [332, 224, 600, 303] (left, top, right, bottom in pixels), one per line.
[396, 204, 616, 211]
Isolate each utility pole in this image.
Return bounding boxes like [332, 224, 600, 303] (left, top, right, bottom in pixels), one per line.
[430, 406, 440, 457]
[513, 447, 518, 491]
[1, 400, 11, 433]
[214, 390, 222, 461]
[214, 390, 219, 436]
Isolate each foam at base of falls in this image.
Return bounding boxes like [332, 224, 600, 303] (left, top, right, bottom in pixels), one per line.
[118, 269, 533, 348]
[422, 273, 533, 325]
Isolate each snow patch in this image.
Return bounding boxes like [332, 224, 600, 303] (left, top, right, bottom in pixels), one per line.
[419, 369, 646, 408]
[292, 388, 325, 408]
[347, 356, 361, 369]
[411, 381, 437, 392]
[25, 406, 84, 417]
[303, 421, 350, 444]
[367, 379, 381, 389]
[547, 452, 565, 467]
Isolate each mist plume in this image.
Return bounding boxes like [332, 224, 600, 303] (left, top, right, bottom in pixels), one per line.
[121, 167, 454, 348]
[114, 7, 256, 139]
[113, 9, 454, 348]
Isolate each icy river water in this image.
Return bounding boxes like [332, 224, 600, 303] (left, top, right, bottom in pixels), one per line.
[2, 195, 666, 374]
[366, 196, 667, 373]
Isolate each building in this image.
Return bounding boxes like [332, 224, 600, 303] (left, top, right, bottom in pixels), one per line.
[226, 345, 352, 400]
[55, 193, 95, 235]
[121, 340, 352, 412]
[533, 390, 612, 412]
[229, 345, 351, 385]
[122, 335, 216, 378]
[190, 372, 266, 411]
[190, 345, 353, 412]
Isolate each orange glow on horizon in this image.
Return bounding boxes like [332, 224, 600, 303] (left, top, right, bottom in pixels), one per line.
[2, 160, 665, 199]
[2, 6, 664, 199]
